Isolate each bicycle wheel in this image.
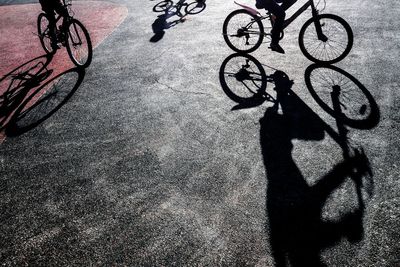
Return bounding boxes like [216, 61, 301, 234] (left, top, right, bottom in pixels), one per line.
[37, 13, 55, 54]
[153, 0, 173, 12]
[305, 64, 379, 129]
[185, 1, 206, 15]
[299, 14, 353, 64]
[223, 9, 264, 54]
[219, 53, 267, 103]
[66, 19, 93, 68]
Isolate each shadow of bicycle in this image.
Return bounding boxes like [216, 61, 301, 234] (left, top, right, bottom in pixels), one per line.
[150, 0, 207, 42]
[0, 54, 85, 138]
[219, 53, 379, 266]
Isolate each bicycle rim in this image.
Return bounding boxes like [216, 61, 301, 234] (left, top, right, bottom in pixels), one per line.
[37, 13, 54, 54]
[66, 19, 92, 67]
[223, 10, 264, 53]
[299, 14, 353, 64]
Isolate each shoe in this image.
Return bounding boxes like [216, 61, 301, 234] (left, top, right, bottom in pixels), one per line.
[270, 43, 285, 54]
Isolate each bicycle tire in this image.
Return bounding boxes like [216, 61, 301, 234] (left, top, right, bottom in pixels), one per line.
[223, 9, 264, 54]
[219, 53, 267, 103]
[66, 19, 93, 68]
[37, 13, 55, 54]
[305, 64, 379, 129]
[153, 0, 173, 12]
[299, 14, 353, 64]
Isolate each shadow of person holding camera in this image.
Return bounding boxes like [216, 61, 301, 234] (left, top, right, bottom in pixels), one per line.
[260, 70, 373, 267]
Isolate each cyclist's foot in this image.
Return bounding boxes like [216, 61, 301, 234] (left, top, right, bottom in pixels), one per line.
[270, 43, 285, 54]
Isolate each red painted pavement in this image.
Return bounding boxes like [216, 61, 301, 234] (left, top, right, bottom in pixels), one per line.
[0, 1, 128, 142]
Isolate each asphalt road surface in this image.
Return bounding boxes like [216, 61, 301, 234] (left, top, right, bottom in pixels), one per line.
[0, 0, 399, 266]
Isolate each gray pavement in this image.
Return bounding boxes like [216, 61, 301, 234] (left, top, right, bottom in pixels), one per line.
[0, 0, 399, 266]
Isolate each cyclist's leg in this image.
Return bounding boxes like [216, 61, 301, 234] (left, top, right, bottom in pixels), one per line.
[45, 10, 58, 48]
[265, 0, 285, 45]
[281, 0, 297, 11]
[54, 4, 69, 31]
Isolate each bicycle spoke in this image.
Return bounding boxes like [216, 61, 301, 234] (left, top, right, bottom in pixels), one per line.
[308, 66, 371, 122]
[66, 20, 91, 67]
[220, 54, 267, 101]
[38, 14, 54, 54]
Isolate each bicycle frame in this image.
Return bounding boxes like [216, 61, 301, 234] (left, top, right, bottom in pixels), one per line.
[330, 85, 367, 209]
[172, 0, 187, 17]
[249, 0, 327, 41]
[283, 0, 313, 29]
[283, 0, 327, 41]
[49, 8, 83, 46]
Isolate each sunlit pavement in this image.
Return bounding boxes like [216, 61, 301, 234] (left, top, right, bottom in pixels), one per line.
[0, 0, 399, 266]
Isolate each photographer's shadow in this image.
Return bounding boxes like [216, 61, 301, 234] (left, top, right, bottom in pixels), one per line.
[261, 71, 373, 266]
[219, 53, 377, 266]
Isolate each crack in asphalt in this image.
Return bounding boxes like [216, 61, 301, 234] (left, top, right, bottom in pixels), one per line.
[147, 51, 168, 63]
[154, 78, 212, 96]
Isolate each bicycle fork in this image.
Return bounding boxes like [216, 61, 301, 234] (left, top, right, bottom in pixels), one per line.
[69, 23, 83, 46]
[331, 85, 367, 210]
[311, 4, 328, 42]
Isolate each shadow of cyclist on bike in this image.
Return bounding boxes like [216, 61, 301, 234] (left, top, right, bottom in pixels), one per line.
[150, 0, 206, 42]
[260, 70, 372, 267]
[150, 11, 184, 42]
[39, 0, 69, 50]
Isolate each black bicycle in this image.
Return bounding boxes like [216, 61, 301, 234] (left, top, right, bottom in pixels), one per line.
[37, 0, 92, 68]
[223, 0, 353, 64]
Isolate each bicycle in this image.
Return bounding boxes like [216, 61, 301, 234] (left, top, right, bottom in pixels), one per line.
[37, 0, 93, 68]
[153, 0, 206, 17]
[222, 0, 353, 64]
